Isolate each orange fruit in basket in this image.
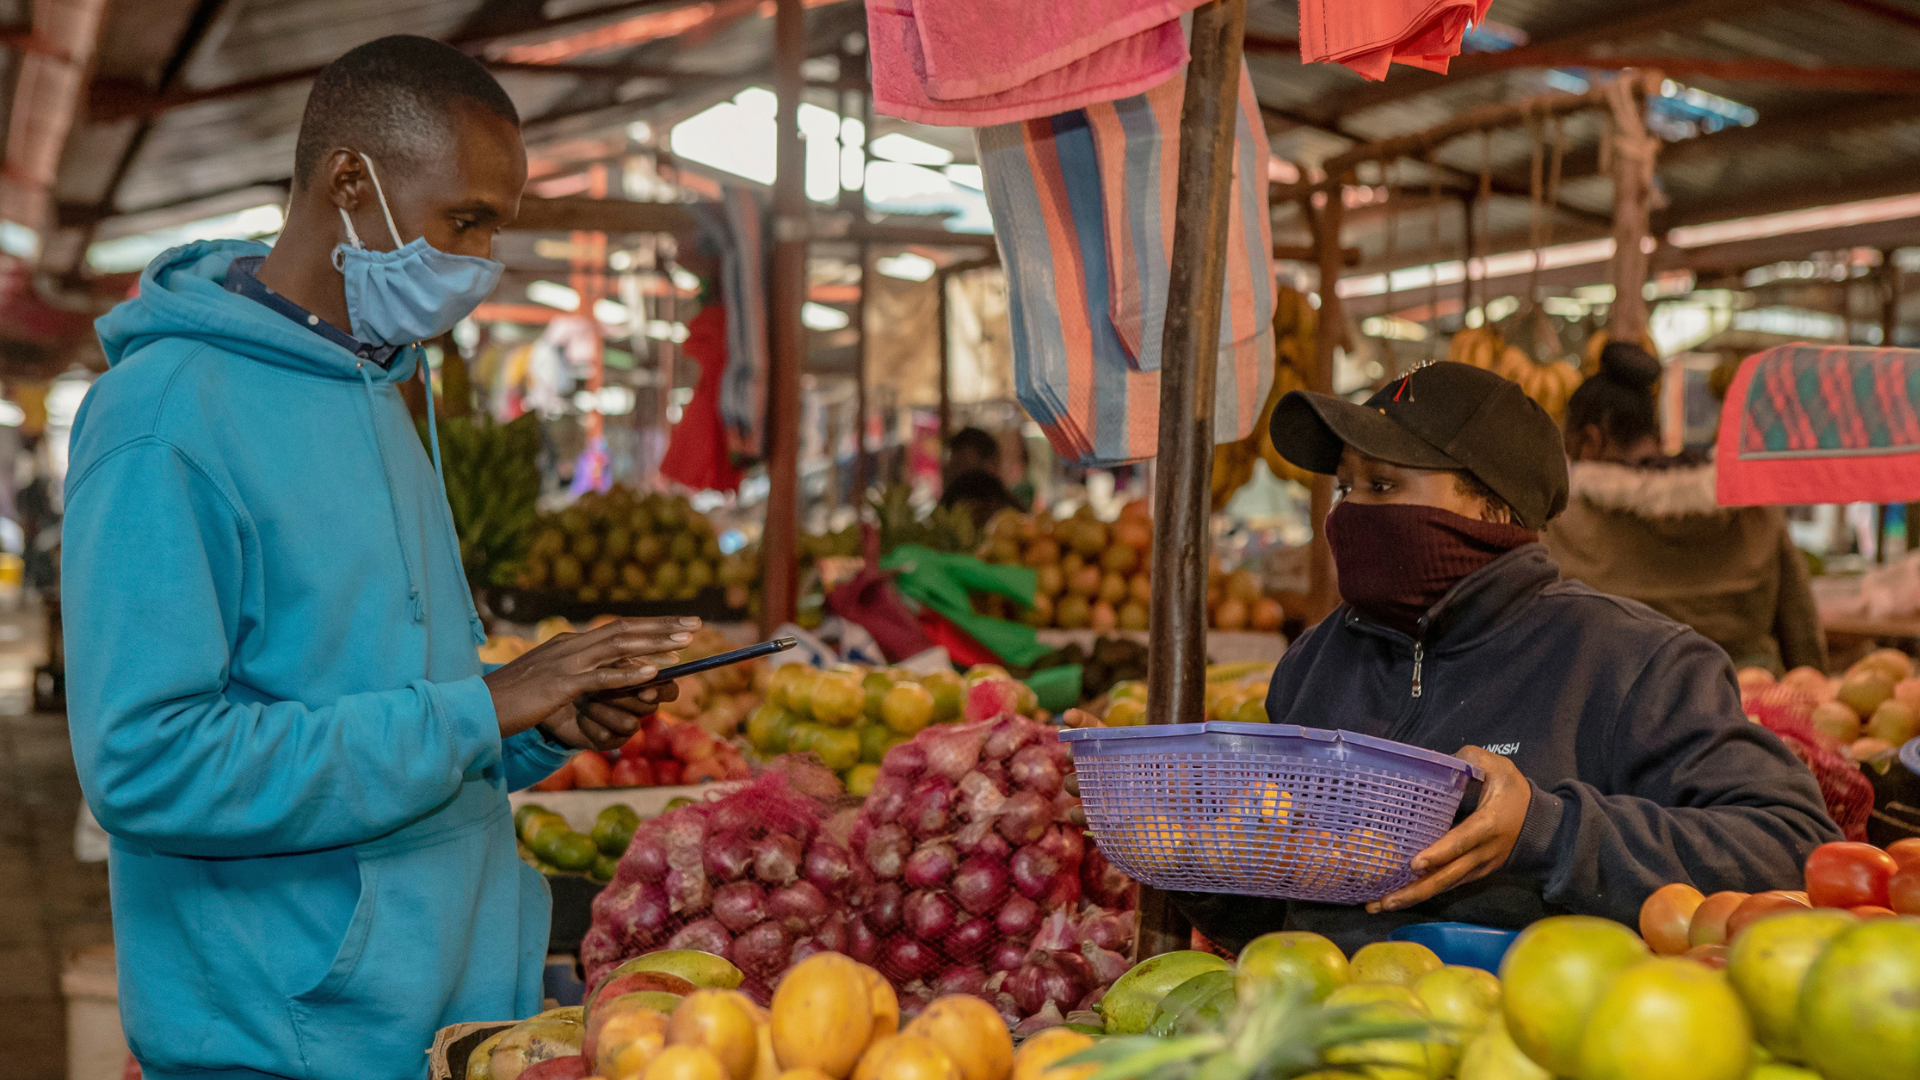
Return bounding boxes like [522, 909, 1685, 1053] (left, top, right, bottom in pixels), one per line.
[667, 991, 760, 1080]
[1130, 814, 1188, 874]
[903, 996, 1012, 1080]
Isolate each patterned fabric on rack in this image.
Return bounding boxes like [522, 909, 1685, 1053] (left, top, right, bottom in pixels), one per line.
[975, 60, 1274, 466]
[1716, 343, 1920, 507]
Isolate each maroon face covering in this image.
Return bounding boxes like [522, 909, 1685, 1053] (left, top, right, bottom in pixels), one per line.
[1325, 501, 1539, 637]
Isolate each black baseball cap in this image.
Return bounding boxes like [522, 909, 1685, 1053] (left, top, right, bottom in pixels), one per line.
[1269, 361, 1569, 529]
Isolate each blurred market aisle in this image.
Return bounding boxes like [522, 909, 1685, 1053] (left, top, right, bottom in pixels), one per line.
[0, 599, 113, 1080]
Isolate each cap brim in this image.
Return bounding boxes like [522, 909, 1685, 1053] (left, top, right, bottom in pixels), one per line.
[1270, 390, 1463, 474]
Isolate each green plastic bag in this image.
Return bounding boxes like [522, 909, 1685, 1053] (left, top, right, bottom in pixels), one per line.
[1023, 664, 1084, 713]
[880, 544, 1050, 666]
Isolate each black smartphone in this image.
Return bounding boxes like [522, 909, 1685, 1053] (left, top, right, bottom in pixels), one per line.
[587, 637, 799, 701]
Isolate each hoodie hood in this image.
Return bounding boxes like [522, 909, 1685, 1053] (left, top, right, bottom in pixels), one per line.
[1568, 460, 1724, 523]
[95, 239, 419, 384]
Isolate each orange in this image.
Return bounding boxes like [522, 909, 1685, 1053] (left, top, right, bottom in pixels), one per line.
[1726, 908, 1855, 1063]
[1350, 941, 1443, 987]
[1009, 1028, 1094, 1080]
[905, 996, 1012, 1080]
[1500, 915, 1649, 1077]
[644, 1046, 730, 1080]
[810, 672, 866, 727]
[770, 954, 881, 1079]
[851, 1036, 959, 1080]
[1575, 958, 1752, 1080]
[1235, 931, 1349, 1002]
[881, 683, 935, 736]
[1798, 917, 1920, 1080]
[594, 1005, 671, 1080]
[667, 990, 761, 1080]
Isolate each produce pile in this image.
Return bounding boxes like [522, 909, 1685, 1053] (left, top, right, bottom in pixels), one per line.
[1090, 663, 1273, 728]
[473, 945, 1103, 1080]
[516, 804, 644, 882]
[1011, 637, 1148, 702]
[578, 764, 850, 1002]
[746, 663, 1045, 796]
[846, 709, 1136, 1027]
[512, 487, 758, 608]
[1740, 648, 1920, 761]
[977, 502, 1155, 632]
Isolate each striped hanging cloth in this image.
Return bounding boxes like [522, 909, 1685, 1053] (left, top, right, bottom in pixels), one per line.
[975, 60, 1275, 466]
[1716, 343, 1920, 507]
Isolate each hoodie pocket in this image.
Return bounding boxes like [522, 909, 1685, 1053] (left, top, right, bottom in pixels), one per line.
[288, 790, 536, 1080]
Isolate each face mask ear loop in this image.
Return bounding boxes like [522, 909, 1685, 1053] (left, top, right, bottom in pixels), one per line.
[334, 208, 364, 270]
[357, 153, 405, 251]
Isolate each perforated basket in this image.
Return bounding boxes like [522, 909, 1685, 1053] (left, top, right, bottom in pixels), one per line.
[1060, 721, 1481, 904]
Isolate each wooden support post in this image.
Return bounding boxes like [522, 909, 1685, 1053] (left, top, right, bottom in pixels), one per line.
[1460, 192, 1479, 318]
[1137, 0, 1247, 961]
[937, 270, 953, 442]
[1885, 248, 1903, 347]
[854, 242, 872, 500]
[1604, 75, 1658, 345]
[1303, 181, 1347, 624]
[762, 0, 806, 634]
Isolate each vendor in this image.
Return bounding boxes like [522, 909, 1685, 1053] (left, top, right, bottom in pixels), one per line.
[1545, 343, 1825, 674]
[1172, 361, 1841, 953]
[62, 37, 685, 1078]
[941, 426, 1024, 526]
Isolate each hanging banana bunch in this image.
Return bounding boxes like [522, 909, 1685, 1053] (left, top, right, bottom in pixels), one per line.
[1252, 285, 1319, 489]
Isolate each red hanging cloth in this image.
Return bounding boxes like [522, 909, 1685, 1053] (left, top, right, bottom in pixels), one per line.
[659, 302, 744, 494]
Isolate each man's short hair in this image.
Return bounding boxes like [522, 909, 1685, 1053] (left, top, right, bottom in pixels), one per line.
[948, 427, 999, 464]
[293, 35, 519, 188]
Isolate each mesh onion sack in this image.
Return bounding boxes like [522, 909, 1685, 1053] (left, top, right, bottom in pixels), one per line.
[1742, 685, 1874, 841]
[581, 760, 854, 1002]
[845, 714, 1139, 1026]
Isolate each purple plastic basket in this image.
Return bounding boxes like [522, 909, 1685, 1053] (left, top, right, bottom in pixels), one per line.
[1060, 721, 1482, 904]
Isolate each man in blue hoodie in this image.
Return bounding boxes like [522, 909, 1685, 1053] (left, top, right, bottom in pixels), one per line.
[63, 36, 687, 1079]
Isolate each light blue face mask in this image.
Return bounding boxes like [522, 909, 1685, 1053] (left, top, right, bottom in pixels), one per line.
[331, 153, 504, 347]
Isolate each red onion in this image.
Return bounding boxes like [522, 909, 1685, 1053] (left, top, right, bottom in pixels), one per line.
[921, 724, 990, 782]
[900, 987, 933, 1021]
[944, 915, 994, 962]
[955, 771, 1008, 821]
[768, 880, 831, 931]
[1081, 941, 1130, 985]
[905, 783, 953, 838]
[712, 880, 768, 933]
[903, 889, 958, 941]
[620, 829, 668, 883]
[881, 740, 927, 778]
[864, 822, 912, 879]
[1038, 825, 1084, 868]
[581, 925, 623, 982]
[665, 867, 710, 914]
[1007, 953, 1089, 1016]
[976, 758, 1009, 790]
[883, 934, 942, 979]
[752, 833, 804, 885]
[904, 843, 958, 890]
[954, 819, 1012, 861]
[804, 839, 853, 893]
[1011, 1002, 1066, 1038]
[1081, 844, 1136, 909]
[996, 791, 1051, 846]
[815, 912, 850, 954]
[737, 980, 772, 1008]
[993, 992, 1023, 1028]
[1053, 948, 1096, 993]
[1010, 845, 1061, 900]
[1052, 789, 1082, 824]
[733, 920, 792, 980]
[1076, 985, 1106, 1012]
[1044, 870, 1081, 911]
[988, 941, 1027, 974]
[984, 718, 1039, 761]
[866, 771, 913, 822]
[867, 880, 905, 932]
[705, 828, 755, 881]
[1010, 745, 1062, 796]
[789, 936, 830, 967]
[1048, 737, 1073, 772]
[666, 916, 733, 958]
[1031, 911, 1077, 952]
[949, 855, 1011, 916]
[933, 964, 987, 998]
[1077, 908, 1133, 953]
[995, 893, 1040, 937]
[848, 916, 880, 963]
[708, 799, 758, 835]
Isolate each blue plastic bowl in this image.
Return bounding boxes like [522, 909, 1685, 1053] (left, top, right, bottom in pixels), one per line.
[1901, 736, 1920, 777]
[1388, 922, 1519, 973]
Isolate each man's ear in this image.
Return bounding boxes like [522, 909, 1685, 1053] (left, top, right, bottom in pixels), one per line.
[320, 149, 368, 212]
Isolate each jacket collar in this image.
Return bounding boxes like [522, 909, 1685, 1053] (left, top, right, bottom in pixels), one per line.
[1568, 460, 1723, 518]
[1343, 543, 1560, 652]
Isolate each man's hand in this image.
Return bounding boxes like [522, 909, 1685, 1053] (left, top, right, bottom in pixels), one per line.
[1368, 745, 1532, 914]
[484, 616, 699, 745]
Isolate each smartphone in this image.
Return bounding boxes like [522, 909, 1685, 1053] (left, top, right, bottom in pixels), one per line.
[587, 637, 799, 701]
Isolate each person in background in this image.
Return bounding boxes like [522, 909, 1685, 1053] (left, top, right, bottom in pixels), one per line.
[940, 425, 1022, 526]
[63, 37, 688, 1078]
[1545, 342, 1826, 674]
[1171, 361, 1839, 953]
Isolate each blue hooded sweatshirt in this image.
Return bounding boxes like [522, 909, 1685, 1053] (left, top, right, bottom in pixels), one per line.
[63, 240, 573, 1080]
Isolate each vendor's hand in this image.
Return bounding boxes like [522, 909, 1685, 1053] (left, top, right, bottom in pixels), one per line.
[484, 616, 699, 740]
[538, 678, 683, 751]
[1368, 745, 1531, 914]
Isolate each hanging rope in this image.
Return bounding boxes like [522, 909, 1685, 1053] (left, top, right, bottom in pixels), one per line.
[1473, 131, 1493, 322]
[1426, 151, 1443, 361]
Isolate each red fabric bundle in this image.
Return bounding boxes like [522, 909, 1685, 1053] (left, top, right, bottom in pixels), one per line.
[1298, 0, 1491, 81]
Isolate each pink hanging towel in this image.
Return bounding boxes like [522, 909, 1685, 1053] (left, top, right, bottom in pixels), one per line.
[868, 0, 1189, 126]
[912, 0, 1204, 101]
[1298, 0, 1490, 81]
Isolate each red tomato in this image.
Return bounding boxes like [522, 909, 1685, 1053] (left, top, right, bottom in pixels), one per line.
[668, 722, 717, 762]
[530, 759, 575, 792]
[641, 716, 675, 758]
[1682, 942, 1729, 970]
[619, 729, 649, 760]
[683, 757, 726, 784]
[570, 751, 611, 788]
[653, 759, 683, 786]
[1639, 883, 1706, 955]
[609, 754, 655, 788]
[1805, 841, 1900, 908]
[1725, 890, 1812, 942]
[1688, 891, 1751, 947]
[1849, 905, 1900, 918]
[1887, 837, 1920, 873]
[1890, 866, 1920, 915]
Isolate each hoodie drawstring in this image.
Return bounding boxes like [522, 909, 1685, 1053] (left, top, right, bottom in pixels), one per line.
[356, 359, 427, 623]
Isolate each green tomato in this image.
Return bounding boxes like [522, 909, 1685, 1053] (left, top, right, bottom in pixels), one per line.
[812, 728, 862, 772]
[590, 853, 619, 883]
[857, 723, 894, 765]
[550, 831, 600, 873]
[590, 806, 638, 856]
